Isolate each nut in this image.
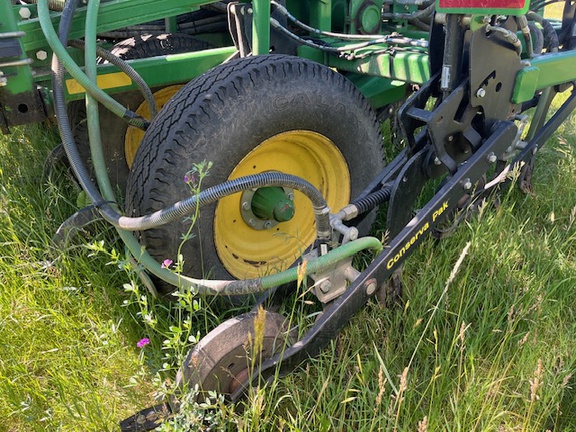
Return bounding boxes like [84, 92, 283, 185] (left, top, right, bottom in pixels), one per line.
[19, 7, 31, 19]
[476, 88, 486, 98]
[36, 51, 48, 61]
[319, 280, 332, 293]
[365, 279, 377, 296]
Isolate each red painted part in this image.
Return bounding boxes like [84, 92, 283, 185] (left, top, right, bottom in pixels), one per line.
[438, 0, 526, 9]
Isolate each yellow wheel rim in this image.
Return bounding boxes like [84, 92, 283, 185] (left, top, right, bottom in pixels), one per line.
[214, 130, 350, 279]
[124, 85, 183, 168]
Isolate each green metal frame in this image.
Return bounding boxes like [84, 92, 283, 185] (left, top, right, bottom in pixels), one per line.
[63, 47, 237, 101]
[513, 51, 576, 103]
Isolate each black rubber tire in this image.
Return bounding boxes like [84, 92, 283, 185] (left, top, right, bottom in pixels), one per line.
[126, 54, 383, 295]
[67, 34, 212, 193]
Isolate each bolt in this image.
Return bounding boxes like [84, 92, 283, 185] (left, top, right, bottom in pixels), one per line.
[476, 88, 486, 98]
[365, 279, 377, 296]
[264, 221, 272, 229]
[462, 178, 472, 191]
[19, 7, 31, 19]
[487, 152, 497, 163]
[36, 50, 48, 61]
[319, 280, 332, 293]
[287, 192, 294, 201]
[532, 146, 538, 155]
[433, 157, 442, 166]
[248, 218, 256, 227]
[447, 135, 454, 142]
[241, 201, 250, 211]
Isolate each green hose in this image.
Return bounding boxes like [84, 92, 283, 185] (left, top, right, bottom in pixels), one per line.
[84, 0, 113, 200]
[260, 237, 383, 289]
[129, 235, 383, 296]
[37, 0, 148, 129]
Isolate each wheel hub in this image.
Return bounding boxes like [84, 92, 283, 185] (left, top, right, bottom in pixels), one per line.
[240, 186, 295, 230]
[214, 130, 350, 279]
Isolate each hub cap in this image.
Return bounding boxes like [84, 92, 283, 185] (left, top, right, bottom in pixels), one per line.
[214, 130, 350, 279]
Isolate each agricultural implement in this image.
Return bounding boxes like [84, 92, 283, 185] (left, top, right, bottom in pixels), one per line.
[2, 0, 576, 429]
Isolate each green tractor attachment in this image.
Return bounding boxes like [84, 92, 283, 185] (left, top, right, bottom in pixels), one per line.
[1, 0, 576, 428]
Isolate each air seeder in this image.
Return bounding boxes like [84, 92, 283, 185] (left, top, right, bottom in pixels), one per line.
[2, 0, 576, 428]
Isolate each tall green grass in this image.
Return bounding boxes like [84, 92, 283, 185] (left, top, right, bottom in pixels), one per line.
[0, 126, 155, 431]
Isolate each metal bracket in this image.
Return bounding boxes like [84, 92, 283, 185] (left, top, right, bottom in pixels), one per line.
[310, 255, 360, 304]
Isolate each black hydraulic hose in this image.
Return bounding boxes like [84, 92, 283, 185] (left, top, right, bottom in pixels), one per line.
[120, 172, 331, 236]
[352, 187, 392, 214]
[409, 18, 431, 32]
[528, 22, 545, 55]
[270, 18, 428, 55]
[527, 11, 559, 51]
[68, 39, 158, 118]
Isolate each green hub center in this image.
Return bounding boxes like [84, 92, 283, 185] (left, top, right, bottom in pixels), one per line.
[251, 187, 295, 222]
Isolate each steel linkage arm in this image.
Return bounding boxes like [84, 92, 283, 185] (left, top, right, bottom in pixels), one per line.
[231, 119, 520, 401]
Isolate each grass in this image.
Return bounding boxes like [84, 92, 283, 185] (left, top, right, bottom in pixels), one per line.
[2, 52, 576, 432]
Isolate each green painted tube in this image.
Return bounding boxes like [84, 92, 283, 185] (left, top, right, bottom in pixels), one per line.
[84, 0, 114, 200]
[260, 237, 383, 289]
[37, 0, 147, 128]
[125, 235, 383, 296]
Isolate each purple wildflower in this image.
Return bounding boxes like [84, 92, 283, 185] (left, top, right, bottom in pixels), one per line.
[137, 338, 150, 348]
[161, 259, 173, 269]
[184, 172, 197, 185]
